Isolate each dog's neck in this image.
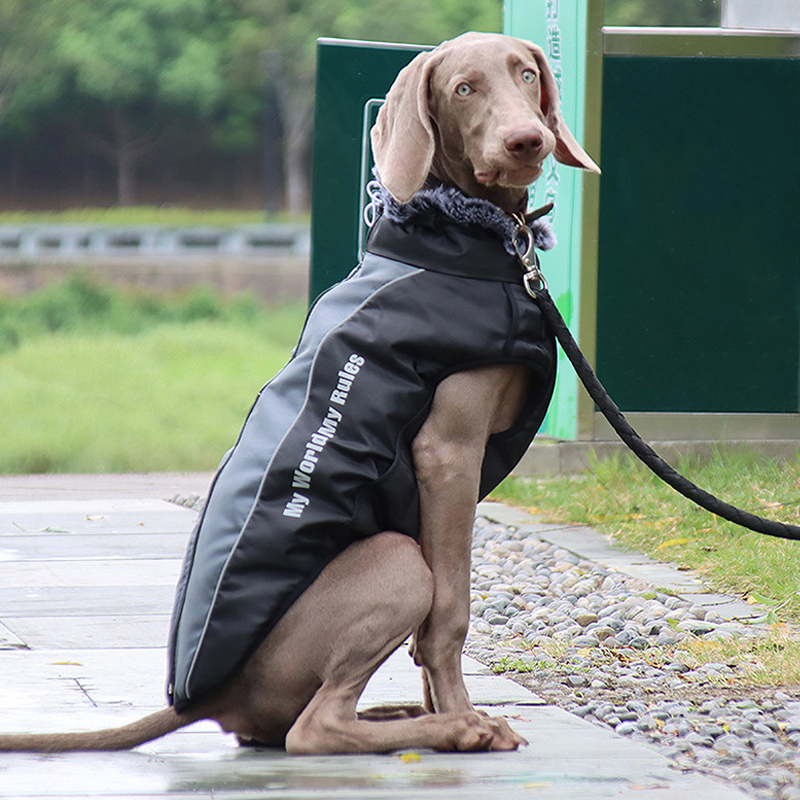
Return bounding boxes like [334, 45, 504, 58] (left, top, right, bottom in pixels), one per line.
[369, 177, 555, 256]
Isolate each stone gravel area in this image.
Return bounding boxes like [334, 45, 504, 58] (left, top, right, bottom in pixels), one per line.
[465, 515, 800, 800]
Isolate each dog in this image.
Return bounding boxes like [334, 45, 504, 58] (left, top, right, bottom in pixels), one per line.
[0, 31, 598, 755]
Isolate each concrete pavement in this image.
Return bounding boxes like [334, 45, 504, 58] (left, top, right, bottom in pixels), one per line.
[0, 473, 752, 798]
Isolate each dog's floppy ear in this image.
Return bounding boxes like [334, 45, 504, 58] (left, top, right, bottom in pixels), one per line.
[370, 50, 441, 203]
[526, 42, 600, 174]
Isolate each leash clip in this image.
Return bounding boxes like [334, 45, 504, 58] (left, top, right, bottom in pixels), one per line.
[511, 213, 548, 297]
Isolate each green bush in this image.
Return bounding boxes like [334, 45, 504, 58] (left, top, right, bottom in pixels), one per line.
[0, 272, 285, 350]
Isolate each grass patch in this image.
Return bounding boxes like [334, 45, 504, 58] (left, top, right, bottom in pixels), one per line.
[0, 320, 304, 473]
[0, 206, 306, 226]
[490, 656, 554, 674]
[679, 625, 800, 686]
[493, 450, 800, 624]
[0, 275, 305, 473]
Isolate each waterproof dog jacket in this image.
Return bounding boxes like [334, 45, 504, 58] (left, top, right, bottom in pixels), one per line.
[167, 186, 557, 710]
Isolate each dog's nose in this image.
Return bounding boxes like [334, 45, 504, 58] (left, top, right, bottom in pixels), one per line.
[503, 127, 544, 157]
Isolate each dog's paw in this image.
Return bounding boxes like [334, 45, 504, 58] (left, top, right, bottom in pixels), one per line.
[441, 711, 528, 752]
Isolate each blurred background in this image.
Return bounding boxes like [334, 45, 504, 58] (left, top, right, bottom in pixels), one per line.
[0, 0, 743, 476]
[0, 0, 719, 216]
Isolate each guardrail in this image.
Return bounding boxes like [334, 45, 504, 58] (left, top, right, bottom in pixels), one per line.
[0, 224, 310, 259]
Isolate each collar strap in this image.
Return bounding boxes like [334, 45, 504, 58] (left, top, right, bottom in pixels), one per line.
[365, 178, 556, 256]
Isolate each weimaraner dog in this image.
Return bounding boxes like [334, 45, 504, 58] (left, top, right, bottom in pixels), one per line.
[0, 31, 598, 755]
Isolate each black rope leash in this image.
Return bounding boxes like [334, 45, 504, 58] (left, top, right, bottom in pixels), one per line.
[512, 215, 800, 542]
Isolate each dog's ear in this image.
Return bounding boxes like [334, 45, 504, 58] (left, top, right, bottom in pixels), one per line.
[525, 42, 600, 174]
[371, 50, 441, 203]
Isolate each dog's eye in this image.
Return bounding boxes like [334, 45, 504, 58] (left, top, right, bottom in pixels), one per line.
[521, 69, 537, 84]
[455, 83, 473, 97]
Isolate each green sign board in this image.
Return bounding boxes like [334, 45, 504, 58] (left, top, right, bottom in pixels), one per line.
[309, 39, 429, 302]
[505, 0, 603, 440]
[310, 23, 799, 452]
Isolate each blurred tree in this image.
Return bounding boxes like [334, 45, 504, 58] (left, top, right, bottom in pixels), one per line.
[222, 0, 502, 214]
[1, 0, 506, 212]
[605, 0, 720, 27]
[16, 0, 227, 206]
[0, 0, 729, 213]
[0, 0, 61, 117]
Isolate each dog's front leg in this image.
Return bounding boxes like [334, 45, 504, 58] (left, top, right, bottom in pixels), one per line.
[411, 433, 481, 713]
[410, 368, 513, 714]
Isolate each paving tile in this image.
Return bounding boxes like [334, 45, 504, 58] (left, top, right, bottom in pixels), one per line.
[359, 650, 544, 708]
[0, 472, 213, 502]
[0, 750, 208, 797]
[0, 482, 754, 799]
[0, 498, 196, 525]
[1, 559, 182, 588]
[1, 619, 27, 649]
[679, 592, 764, 621]
[3, 794, 211, 800]
[0, 648, 167, 709]
[0, 678, 100, 715]
[710, 600, 768, 621]
[0, 585, 176, 616]
[3, 614, 171, 650]
[0, 533, 189, 562]
[0, 726, 750, 799]
[0, 498, 196, 515]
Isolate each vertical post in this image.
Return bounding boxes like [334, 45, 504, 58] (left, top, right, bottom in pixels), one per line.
[505, 0, 603, 440]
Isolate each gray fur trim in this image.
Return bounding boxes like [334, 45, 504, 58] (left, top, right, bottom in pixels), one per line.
[367, 179, 556, 255]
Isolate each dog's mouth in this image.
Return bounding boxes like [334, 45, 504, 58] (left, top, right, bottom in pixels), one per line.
[474, 162, 544, 189]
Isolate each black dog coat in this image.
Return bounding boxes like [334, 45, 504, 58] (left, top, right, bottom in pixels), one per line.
[168, 185, 557, 710]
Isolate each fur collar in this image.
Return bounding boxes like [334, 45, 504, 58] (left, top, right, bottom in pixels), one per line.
[366, 177, 556, 256]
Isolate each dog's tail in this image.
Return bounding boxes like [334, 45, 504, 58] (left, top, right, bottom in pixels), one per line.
[0, 707, 198, 752]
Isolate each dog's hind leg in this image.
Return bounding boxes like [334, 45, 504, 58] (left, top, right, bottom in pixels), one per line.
[269, 531, 523, 754]
[202, 530, 431, 749]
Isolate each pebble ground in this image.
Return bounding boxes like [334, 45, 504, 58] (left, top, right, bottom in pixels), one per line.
[465, 515, 800, 800]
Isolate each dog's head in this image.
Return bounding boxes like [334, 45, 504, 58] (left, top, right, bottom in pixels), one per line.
[371, 32, 599, 211]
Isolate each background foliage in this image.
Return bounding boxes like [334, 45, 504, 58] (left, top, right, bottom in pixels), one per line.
[0, 0, 719, 213]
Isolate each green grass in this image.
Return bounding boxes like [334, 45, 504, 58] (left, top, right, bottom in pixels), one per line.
[0, 206, 307, 226]
[680, 626, 800, 686]
[0, 276, 305, 473]
[493, 451, 800, 624]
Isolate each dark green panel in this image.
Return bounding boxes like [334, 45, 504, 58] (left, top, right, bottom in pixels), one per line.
[310, 40, 428, 302]
[597, 56, 800, 413]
